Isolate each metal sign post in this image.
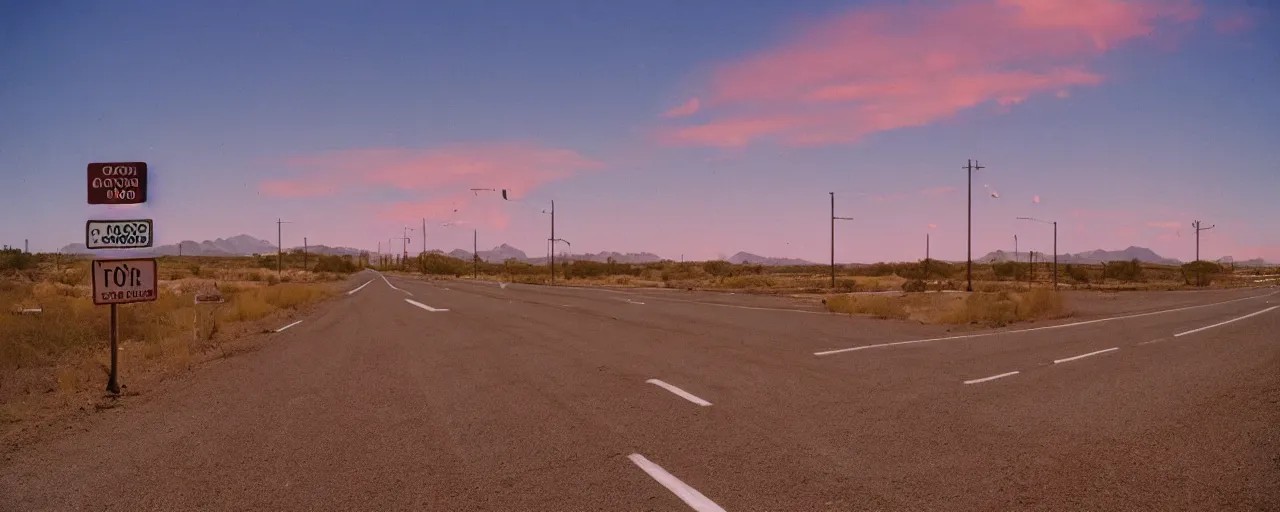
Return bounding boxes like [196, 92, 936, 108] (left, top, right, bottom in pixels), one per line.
[87, 161, 152, 395]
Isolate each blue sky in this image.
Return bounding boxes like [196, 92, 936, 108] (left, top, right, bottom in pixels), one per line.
[3, 0, 1277, 262]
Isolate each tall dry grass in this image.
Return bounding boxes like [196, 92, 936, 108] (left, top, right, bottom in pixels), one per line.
[825, 289, 1072, 328]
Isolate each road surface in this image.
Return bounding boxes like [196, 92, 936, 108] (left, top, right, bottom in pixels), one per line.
[3, 271, 1278, 511]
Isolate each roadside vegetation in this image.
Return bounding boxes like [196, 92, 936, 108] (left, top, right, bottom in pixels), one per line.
[823, 289, 1071, 328]
[0, 252, 359, 430]
[379, 251, 1268, 295]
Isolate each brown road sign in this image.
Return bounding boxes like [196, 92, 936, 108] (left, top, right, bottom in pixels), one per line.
[92, 258, 158, 305]
[87, 162, 148, 204]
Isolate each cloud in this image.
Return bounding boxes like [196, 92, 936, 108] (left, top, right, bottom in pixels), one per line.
[257, 142, 600, 228]
[1146, 221, 1183, 229]
[1213, 12, 1255, 34]
[920, 186, 956, 197]
[658, 0, 1202, 148]
[660, 97, 701, 118]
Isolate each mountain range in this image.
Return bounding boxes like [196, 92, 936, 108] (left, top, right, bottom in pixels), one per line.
[57, 234, 1266, 266]
[976, 246, 1184, 266]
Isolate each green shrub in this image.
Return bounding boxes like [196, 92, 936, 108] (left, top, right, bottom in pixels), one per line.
[1102, 259, 1144, 282]
[1181, 261, 1222, 287]
[313, 254, 358, 273]
[1064, 264, 1090, 283]
[902, 279, 927, 293]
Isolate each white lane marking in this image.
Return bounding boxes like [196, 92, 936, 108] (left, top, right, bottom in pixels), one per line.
[275, 320, 303, 333]
[1137, 338, 1168, 346]
[380, 274, 413, 296]
[1173, 305, 1280, 338]
[625, 299, 646, 305]
[1053, 347, 1118, 364]
[815, 291, 1279, 356]
[405, 299, 450, 312]
[627, 454, 726, 512]
[347, 280, 373, 295]
[963, 371, 1020, 384]
[645, 379, 712, 406]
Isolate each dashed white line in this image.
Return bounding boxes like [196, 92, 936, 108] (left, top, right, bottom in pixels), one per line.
[274, 320, 303, 333]
[1053, 347, 1118, 364]
[963, 371, 1020, 384]
[405, 298, 449, 312]
[1137, 338, 1168, 346]
[625, 299, 646, 305]
[645, 379, 712, 406]
[627, 454, 726, 512]
[815, 291, 1279, 356]
[1173, 305, 1279, 337]
[347, 280, 373, 295]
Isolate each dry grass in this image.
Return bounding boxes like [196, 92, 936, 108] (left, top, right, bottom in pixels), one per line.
[825, 289, 1073, 328]
[0, 257, 345, 431]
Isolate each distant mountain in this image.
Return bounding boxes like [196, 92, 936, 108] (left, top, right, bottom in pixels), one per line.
[976, 246, 1182, 266]
[726, 251, 817, 266]
[446, 246, 662, 265]
[60, 234, 363, 258]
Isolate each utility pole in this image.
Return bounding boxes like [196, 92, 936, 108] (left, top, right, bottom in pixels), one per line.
[402, 227, 414, 264]
[550, 200, 555, 284]
[303, 237, 308, 270]
[473, 228, 478, 279]
[925, 233, 930, 280]
[1192, 220, 1215, 263]
[830, 192, 854, 287]
[277, 218, 292, 276]
[1193, 220, 1216, 287]
[24, 239, 28, 254]
[965, 159, 984, 292]
[1016, 217, 1058, 290]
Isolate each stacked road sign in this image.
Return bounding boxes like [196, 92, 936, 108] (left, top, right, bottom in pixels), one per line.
[86, 162, 156, 393]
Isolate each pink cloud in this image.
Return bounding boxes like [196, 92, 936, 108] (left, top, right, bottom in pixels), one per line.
[661, 97, 701, 118]
[1214, 12, 1255, 34]
[259, 143, 601, 199]
[1146, 221, 1182, 229]
[921, 186, 956, 197]
[659, 0, 1202, 148]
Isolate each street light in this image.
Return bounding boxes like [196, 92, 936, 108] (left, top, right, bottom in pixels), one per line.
[1016, 217, 1058, 290]
[829, 192, 855, 288]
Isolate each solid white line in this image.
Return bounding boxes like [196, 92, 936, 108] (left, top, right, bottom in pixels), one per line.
[627, 454, 726, 512]
[275, 320, 303, 333]
[815, 290, 1279, 356]
[1053, 347, 1118, 364]
[405, 298, 450, 312]
[1173, 305, 1280, 337]
[963, 371, 1020, 384]
[380, 274, 413, 296]
[645, 379, 712, 406]
[347, 280, 373, 295]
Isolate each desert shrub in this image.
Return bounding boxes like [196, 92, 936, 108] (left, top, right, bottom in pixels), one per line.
[0, 250, 35, 271]
[1102, 259, 1144, 282]
[313, 254, 358, 273]
[702, 260, 733, 277]
[902, 279, 927, 292]
[1181, 261, 1223, 287]
[1064, 264, 1090, 283]
[992, 261, 1028, 281]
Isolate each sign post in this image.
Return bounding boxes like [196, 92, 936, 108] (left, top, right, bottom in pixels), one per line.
[92, 258, 158, 394]
[86, 161, 153, 395]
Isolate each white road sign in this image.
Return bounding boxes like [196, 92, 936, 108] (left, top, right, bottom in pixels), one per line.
[92, 258, 158, 305]
[86, 219, 154, 249]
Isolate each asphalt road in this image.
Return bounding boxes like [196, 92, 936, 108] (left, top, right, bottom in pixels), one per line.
[3, 271, 1279, 511]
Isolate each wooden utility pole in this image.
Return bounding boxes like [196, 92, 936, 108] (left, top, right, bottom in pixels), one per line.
[965, 159, 984, 292]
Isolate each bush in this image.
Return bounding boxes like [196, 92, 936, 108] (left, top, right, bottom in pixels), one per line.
[702, 260, 733, 277]
[1064, 264, 1090, 283]
[1182, 261, 1222, 287]
[902, 279, 927, 293]
[1102, 259, 1144, 282]
[992, 261, 1028, 281]
[0, 250, 36, 271]
[313, 254, 358, 273]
